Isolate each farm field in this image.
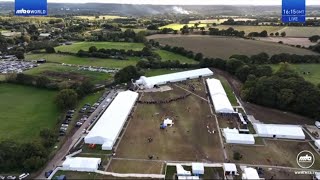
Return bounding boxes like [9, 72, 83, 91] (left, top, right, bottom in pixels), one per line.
[189, 18, 256, 24]
[0, 16, 62, 23]
[159, 23, 208, 30]
[120, 28, 146, 33]
[280, 26, 320, 37]
[116, 83, 224, 161]
[0, 84, 59, 142]
[150, 35, 318, 59]
[107, 159, 163, 174]
[216, 25, 284, 34]
[226, 139, 320, 169]
[25, 54, 139, 68]
[270, 63, 320, 85]
[24, 63, 112, 84]
[74, 15, 126, 20]
[55, 42, 145, 53]
[156, 50, 197, 64]
[256, 37, 316, 47]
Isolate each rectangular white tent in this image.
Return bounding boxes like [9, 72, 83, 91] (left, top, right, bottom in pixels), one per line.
[62, 157, 101, 172]
[224, 132, 255, 145]
[84, 90, 139, 150]
[242, 168, 260, 180]
[253, 123, 305, 140]
[223, 163, 237, 175]
[206, 78, 234, 113]
[135, 68, 213, 89]
[176, 164, 191, 176]
[315, 140, 320, 149]
[192, 163, 204, 175]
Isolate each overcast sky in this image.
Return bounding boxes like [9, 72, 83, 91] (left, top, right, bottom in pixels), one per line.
[1, 0, 320, 5]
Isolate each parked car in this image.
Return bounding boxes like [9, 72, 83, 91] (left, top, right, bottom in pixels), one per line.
[45, 170, 53, 178]
[59, 132, 65, 136]
[0, 175, 5, 180]
[6, 176, 16, 180]
[61, 124, 69, 128]
[19, 173, 29, 180]
[316, 121, 320, 129]
[76, 122, 83, 127]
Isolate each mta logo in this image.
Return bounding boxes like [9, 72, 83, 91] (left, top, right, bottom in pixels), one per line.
[15, 0, 47, 16]
[299, 154, 312, 162]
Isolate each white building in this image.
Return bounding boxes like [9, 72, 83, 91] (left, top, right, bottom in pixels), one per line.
[192, 163, 204, 175]
[135, 68, 213, 89]
[315, 140, 320, 149]
[253, 123, 305, 140]
[242, 168, 260, 180]
[176, 164, 191, 176]
[224, 132, 255, 145]
[62, 157, 101, 172]
[206, 78, 234, 113]
[223, 163, 237, 175]
[84, 91, 139, 150]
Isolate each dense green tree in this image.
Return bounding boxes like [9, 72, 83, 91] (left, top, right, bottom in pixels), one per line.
[114, 65, 142, 83]
[55, 89, 78, 110]
[45, 46, 56, 53]
[36, 76, 50, 88]
[226, 59, 244, 74]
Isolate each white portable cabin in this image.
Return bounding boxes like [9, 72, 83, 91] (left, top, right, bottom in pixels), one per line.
[223, 163, 237, 175]
[192, 163, 204, 175]
[242, 168, 260, 180]
[315, 140, 320, 149]
[176, 164, 191, 176]
[135, 68, 213, 89]
[84, 91, 139, 150]
[253, 123, 305, 140]
[62, 157, 101, 172]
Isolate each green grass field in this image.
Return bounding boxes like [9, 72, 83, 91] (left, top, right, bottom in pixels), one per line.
[156, 50, 197, 64]
[24, 63, 112, 84]
[0, 84, 59, 142]
[55, 42, 144, 53]
[144, 69, 185, 77]
[270, 63, 320, 85]
[217, 75, 238, 106]
[25, 54, 139, 68]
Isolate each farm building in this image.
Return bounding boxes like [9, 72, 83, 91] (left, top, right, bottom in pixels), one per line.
[206, 78, 234, 113]
[135, 68, 213, 89]
[62, 157, 101, 172]
[242, 167, 260, 180]
[253, 123, 305, 140]
[223, 163, 237, 175]
[192, 163, 204, 175]
[84, 90, 139, 150]
[315, 140, 320, 149]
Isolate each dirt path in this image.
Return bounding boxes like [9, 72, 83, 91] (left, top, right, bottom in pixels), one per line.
[214, 68, 314, 125]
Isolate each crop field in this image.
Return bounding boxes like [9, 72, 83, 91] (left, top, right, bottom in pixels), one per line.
[0, 84, 59, 142]
[270, 63, 320, 85]
[159, 23, 208, 30]
[226, 139, 320, 169]
[280, 27, 320, 37]
[150, 35, 318, 59]
[256, 37, 316, 47]
[25, 54, 139, 68]
[215, 25, 284, 34]
[116, 81, 224, 162]
[24, 63, 112, 84]
[156, 50, 197, 64]
[189, 18, 256, 24]
[74, 15, 126, 20]
[55, 42, 145, 53]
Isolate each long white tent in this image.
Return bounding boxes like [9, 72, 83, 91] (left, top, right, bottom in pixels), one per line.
[84, 90, 139, 150]
[224, 132, 255, 145]
[206, 78, 234, 113]
[253, 123, 305, 140]
[62, 157, 101, 172]
[135, 68, 213, 89]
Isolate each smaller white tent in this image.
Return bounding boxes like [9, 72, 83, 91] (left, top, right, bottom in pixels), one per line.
[223, 128, 239, 136]
[62, 157, 101, 172]
[192, 163, 204, 175]
[224, 133, 255, 145]
[253, 123, 305, 140]
[163, 118, 174, 126]
[223, 163, 237, 175]
[176, 164, 191, 176]
[315, 140, 320, 149]
[242, 168, 260, 180]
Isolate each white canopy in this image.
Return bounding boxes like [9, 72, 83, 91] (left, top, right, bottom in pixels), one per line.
[253, 123, 305, 140]
[223, 163, 237, 173]
[315, 140, 320, 149]
[224, 132, 255, 145]
[178, 176, 199, 180]
[84, 91, 139, 150]
[206, 78, 234, 113]
[242, 168, 260, 180]
[163, 118, 173, 126]
[176, 164, 191, 176]
[135, 68, 213, 89]
[62, 157, 101, 172]
[223, 128, 239, 135]
[192, 163, 204, 175]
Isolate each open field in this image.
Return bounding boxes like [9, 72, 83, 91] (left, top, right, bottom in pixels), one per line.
[189, 18, 256, 24]
[108, 159, 163, 174]
[55, 42, 144, 53]
[260, 167, 312, 180]
[270, 63, 320, 85]
[0, 16, 62, 23]
[74, 15, 126, 20]
[165, 165, 224, 179]
[156, 50, 197, 64]
[149, 35, 318, 59]
[144, 69, 185, 77]
[25, 54, 139, 68]
[256, 37, 316, 47]
[0, 84, 59, 142]
[116, 84, 224, 161]
[159, 23, 208, 30]
[24, 63, 112, 84]
[280, 27, 320, 37]
[216, 25, 284, 35]
[226, 139, 320, 169]
[217, 75, 238, 106]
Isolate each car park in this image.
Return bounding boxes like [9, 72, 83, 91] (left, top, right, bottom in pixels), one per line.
[6, 176, 16, 180]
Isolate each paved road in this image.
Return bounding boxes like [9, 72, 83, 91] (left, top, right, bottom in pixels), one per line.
[37, 89, 117, 179]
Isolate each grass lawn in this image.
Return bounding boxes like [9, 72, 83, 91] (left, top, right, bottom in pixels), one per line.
[144, 69, 186, 77]
[24, 63, 112, 84]
[108, 159, 163, 174]
[55, 42, 144, 53]
[25, 54, 140, 68]
[120, 28, 146, 33]
[270, 63, 320, 85]
[0, 84, 60, 142]
[156, 50, 197, 64]
[217, 75, 238, 106]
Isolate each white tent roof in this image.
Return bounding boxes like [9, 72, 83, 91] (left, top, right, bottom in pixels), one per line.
[163, 118, 173, 126]
[62, 157, 101, 172]
[206, 78, 234, 113]
[136, 68, 213, 89]
[223, 128, 239, 134]
[253, 123, 305, 139]
[224, 132, 255, 144]
[176, 164, 191, 176]
[84, 91, 138, 150]
[315, 140, 320, 149]
[192, 163, 204, 175]
[242, 168, 260, 180]
[178, 176, 199, 180]
[223, 163, 237, 172]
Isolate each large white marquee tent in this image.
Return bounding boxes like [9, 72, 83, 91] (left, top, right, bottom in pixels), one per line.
[84, 90, 139, 150]
[62, 157, 101, 172]
[242, 168, 260, 180]
[135, 68, 213, 89]
[206, 78, 234, 113]
[253, 123, 305, 140]
[223, 131, 255, 145]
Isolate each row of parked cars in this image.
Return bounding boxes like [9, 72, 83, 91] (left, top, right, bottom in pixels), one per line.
[0, 173, 29, 180]
[59, 110, 75, 136]
[0, 60, 37, 74]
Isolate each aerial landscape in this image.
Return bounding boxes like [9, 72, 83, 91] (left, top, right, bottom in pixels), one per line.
[0, 0, 320, 179]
